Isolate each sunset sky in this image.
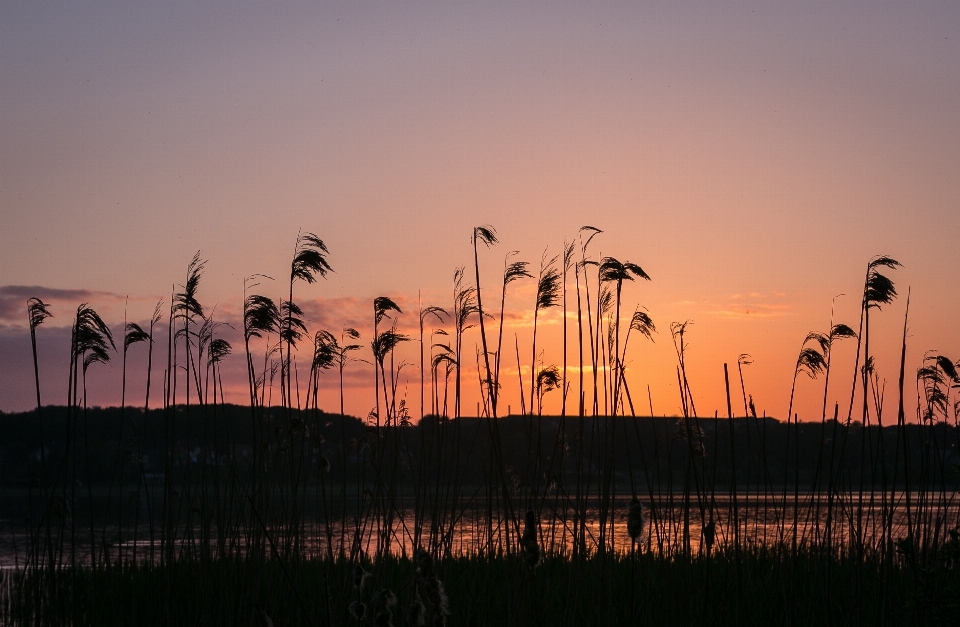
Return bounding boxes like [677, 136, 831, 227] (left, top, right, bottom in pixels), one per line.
[2, 2, 959, 422]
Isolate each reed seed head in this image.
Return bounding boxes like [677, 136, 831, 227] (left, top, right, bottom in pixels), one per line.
[254, 602, 275, 627]
[372, 589, 397, 627]
[406, 594, 426, 626]
[628, 498, 645, 542]
[353, 564, 371, 590]
[522, 510, 542, 568]
[704, 520, 716, 552]
[349, 601, 366, 620]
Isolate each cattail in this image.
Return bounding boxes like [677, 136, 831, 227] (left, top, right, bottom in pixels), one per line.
[353, 564, 371, 590]
[522, 510, 542, 567]
[406, 594, 426, 626]
[371, 589, 397, 627]
[53, 496, 71, 524]
[703, 519, 716, 553]
[415, 549, 435, 578]
[627, 498, 645, 543]
[254, 603, 275, 627]
[349, 601, 366, 621]
[425, 579, 449, 616]
[415, 549, 450, 616]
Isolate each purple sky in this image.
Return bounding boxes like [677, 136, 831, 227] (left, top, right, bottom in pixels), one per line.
[2, 2, 959, 419]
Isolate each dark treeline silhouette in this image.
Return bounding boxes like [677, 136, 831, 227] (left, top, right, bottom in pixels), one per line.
[2, 404, 956, 492]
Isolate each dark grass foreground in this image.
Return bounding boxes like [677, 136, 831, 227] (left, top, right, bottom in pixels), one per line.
[5, 548, 960, 626]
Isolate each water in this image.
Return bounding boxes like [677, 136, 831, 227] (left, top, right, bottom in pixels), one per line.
[3, 490, 956, 567]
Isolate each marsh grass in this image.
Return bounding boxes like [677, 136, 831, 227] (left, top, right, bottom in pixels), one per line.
[3, 233, 960, 625]
[5, 547, 960, 626]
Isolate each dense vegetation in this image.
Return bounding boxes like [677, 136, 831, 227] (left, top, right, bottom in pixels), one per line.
[2, 227, 958, 625]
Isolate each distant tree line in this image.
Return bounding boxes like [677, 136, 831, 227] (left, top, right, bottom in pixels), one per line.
[1, 404, 956, 491]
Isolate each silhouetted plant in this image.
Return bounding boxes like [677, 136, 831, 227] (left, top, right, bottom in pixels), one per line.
[529, 253, 561, 414]
[472, 225, 499, 415]
[285, 232, 332, 408]
[27, 297, 52, 486]
[535, 365, 560, 415]
[599, 256, 650, 416]
[418, 306, 447, 420]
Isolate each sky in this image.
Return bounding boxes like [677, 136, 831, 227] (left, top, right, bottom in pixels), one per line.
[2, 1, 959, 422]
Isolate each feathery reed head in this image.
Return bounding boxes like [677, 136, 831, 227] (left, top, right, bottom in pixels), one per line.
[311, 329, 338, 371]
[124, 322, 151, 351]
[599, 256, 651, 284]
[796, 346, 827, 379]
[27, 297, 53, 330]
[935, 354, 959, 383]
[503, 259, 533, 286]
[244, 295, 280, 341]
[208, 338, 232, 363]
[599, 285, 614, 317]
[375, 296, 402, 326]
[72, 303, 115, 362]
[174, 252, 206, 319]
[535, 254, 561, 311]
[353, 564, 371, 590]
[406, 594, 426, 626]
[863, 255, 901, 309]
[453, 269, 478, 331]
[630, 307, 656, 341]
[83, 349, 110, 373]
[578, 225, 602, 252]
[291, 231, 332, 284]
[536, 366, 561, 396]
[919, 352, 957, 422]
[420, 306, 447, 325]
[473, 225, 498, 247]
[279, 300, 308, 347]
[830, 323, 857, 342]
[372, 325, 410, 366]
[563, 240, 576, 271]
[669, 320, 692, 342]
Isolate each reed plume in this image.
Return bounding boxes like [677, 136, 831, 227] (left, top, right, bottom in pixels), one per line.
[353, 563, 371, 589]
[373, 297, 403, 425]
[254, 602, 275, 627]
[529, 253, 561, 414]
[371, 588, 398, 627]
[286, 232, 332, 408]
[522, 509, 542, 567]
[535, 366, 560, 415]
[472, 225, 498, 415]
[703, 518, 716, 555]
[494, 255, 532, 409]
[415, 549, 449, 616]
[627, 497, 645, 543]
[406, 593, 426, 626]
[419, 306, 447, 419]
[337, 328, 363, 416]
[27, 297, 52, 487]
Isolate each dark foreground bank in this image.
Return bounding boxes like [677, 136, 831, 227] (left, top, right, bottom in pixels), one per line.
[4, 546, 960, 626]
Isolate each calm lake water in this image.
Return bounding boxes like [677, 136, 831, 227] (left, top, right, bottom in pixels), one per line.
[2, 490, 956, 567]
